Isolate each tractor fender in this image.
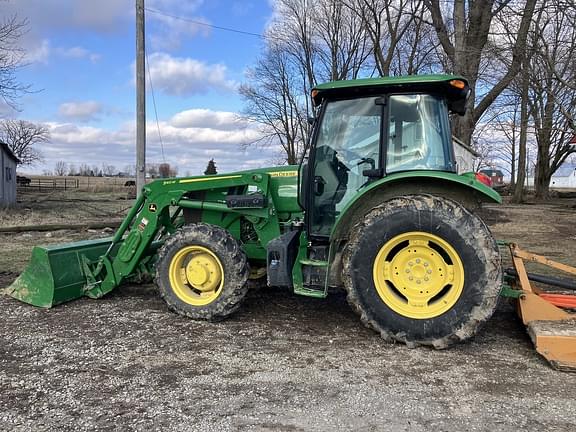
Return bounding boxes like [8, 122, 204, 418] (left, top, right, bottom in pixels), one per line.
[330, 171, 501, 242]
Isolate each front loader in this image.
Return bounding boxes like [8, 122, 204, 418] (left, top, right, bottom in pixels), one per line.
[9, 74, 508, 349]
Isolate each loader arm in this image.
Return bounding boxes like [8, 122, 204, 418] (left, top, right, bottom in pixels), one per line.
[8, 171, 288, 307]
[87, 172, 282, 298]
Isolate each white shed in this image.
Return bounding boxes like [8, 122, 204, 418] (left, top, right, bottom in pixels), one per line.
[0, 142, 19, 207]
[549, 165, 576, 189]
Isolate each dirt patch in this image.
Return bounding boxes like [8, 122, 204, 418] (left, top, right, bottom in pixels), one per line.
[476, 205, 511, 225]
[1, 198, 576, 431]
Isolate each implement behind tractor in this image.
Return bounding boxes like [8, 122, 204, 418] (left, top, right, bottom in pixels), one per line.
[502, 243, 576, 371]
[6, 74, 576, 369]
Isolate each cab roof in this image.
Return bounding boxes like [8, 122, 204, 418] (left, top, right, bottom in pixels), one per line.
[312, 74, 469, 115]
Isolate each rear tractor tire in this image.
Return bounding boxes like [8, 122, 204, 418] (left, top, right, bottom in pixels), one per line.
[155, 223, 250, 321]
[343, 194, 501, 349]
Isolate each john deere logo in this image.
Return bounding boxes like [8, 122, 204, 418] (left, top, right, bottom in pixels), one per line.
[149, 204, 157, 213]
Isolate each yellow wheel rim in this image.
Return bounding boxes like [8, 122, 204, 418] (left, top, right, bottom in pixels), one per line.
[168, 245, 224, 306]
[372, 232, 464, 319]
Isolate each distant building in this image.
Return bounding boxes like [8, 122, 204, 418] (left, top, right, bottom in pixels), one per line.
[549, 164, 576, 189]
[526, 163, 576, 189]
[0, 142, 19, 207]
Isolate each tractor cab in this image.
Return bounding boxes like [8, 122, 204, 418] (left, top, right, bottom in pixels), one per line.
[300, 75, 470, 237]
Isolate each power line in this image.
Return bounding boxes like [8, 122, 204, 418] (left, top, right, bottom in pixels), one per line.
[145, 7, 265, 39]
[145, 46, 166, 164]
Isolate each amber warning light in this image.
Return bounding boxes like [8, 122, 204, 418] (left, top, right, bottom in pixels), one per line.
[449, 79, 466, 89]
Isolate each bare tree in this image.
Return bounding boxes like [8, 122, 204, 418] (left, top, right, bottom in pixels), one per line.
[0, 119, 49, 165]
[0, 14, 29, 110]
[424, 0, 538, 146]
[272, 0, 318, 91]
[240, 46, 310, 165]
[470, 136, 497, 172]
[346, 0, 425, 76]
[392, 1, 441, 75]
[92, 164, 102, 176]
[54, 160, 68, 176]
[474, 91, 525, 187]
[512, 57, 531, 203]
[102, 163, 117, 177]
[313, 0, 371, 81]
[159, 163, 171, 178]
[123, 164, 136, 177]
[78, 163, 91, 176]
[527, 2, 576, 199]
[243, 0, 376, 163]
[147, 163, 159, 178]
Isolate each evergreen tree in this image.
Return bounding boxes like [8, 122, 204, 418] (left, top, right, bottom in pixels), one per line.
[204, 159, 217, 175]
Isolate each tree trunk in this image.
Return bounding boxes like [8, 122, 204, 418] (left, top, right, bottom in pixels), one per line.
[513, 63, 530, 203]
[534, 147, 552, 199]
[452, 92, 476, 145]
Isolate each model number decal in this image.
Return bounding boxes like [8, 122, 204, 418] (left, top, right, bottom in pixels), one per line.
[268, 171, 298, 177]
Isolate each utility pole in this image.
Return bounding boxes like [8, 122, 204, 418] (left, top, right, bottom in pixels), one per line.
[136, 0, 146, 197]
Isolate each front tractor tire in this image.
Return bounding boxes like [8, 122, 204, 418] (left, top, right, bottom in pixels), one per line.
[155, 223, 250, 321]
[343, 194, 501, 349]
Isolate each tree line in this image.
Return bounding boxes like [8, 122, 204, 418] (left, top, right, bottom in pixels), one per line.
[241, 0, 576, 200]
[45, 161, 180, 179]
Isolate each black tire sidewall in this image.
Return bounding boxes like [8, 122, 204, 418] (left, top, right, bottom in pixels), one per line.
[156, 224, 249, 320]
[346, 196, 500, 344]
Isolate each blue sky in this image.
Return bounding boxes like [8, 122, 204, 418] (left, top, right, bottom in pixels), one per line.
[2, 0, 280, 176]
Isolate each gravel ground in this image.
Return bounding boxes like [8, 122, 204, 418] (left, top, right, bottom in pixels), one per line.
[1, 200, 576, 431]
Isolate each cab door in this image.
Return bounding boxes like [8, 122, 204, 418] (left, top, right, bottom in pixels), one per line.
[307, 97, 383, 237]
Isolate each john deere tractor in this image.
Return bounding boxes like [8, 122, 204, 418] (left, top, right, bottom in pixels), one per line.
[8, 74, 502, 349]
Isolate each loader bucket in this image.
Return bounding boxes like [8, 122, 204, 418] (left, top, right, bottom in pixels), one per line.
[6, 238, 114, 308]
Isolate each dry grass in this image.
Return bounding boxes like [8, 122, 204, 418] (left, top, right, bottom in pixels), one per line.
[0, 190, 134, 272]
[0, 189, 133, 228]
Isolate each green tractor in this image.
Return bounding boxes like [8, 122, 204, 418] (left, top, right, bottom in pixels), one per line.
[8, 74, 502, 349]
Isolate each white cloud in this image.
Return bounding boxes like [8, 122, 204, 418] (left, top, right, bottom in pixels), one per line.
[57, 47, 101, 63]
[25, 39, 51, 64]
[23, 39, 102, 65]
[148, 10, 211, 51]
[58, 101, 104, 122]
[170, 109, 242, 130]
[23, 108, 283, 176]
[6, 0, 211, 54]
[3, 1, 133, 33]
[146, 53, 236, 96]
[0, 100, 19, 119]
[146, 0, 208, 49]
